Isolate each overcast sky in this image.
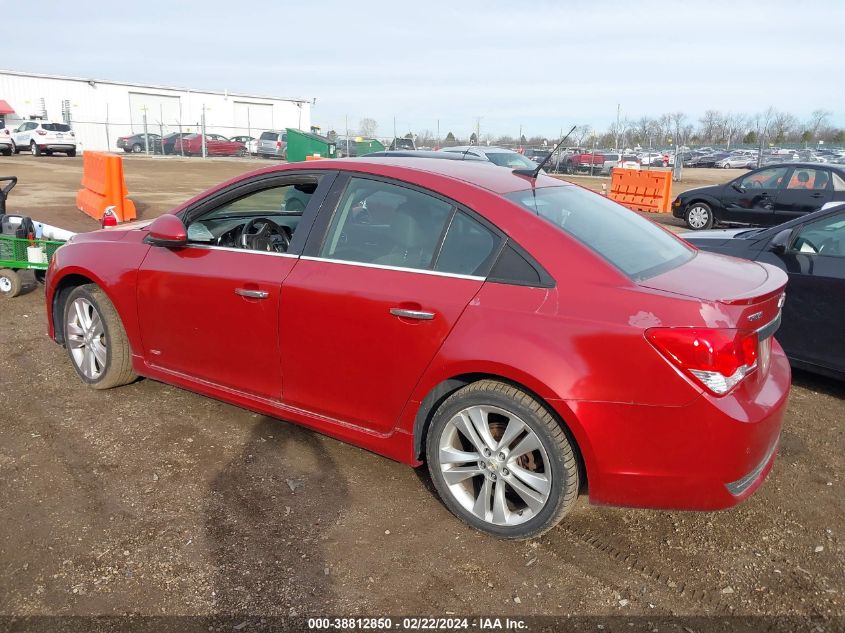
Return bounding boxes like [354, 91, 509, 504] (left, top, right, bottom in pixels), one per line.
[4, 0, 843, 139]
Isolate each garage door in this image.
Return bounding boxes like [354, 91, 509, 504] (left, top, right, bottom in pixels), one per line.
[128, 93, 182, 134]
[233, 102, 274, 136]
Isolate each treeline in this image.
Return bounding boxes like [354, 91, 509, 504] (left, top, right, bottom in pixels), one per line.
[340, 108, 842, 149]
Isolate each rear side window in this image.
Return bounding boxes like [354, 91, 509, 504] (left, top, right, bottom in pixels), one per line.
[505, 185, 694, 280]
[434, 212, 499, 276]
[42, 123, 71, 132]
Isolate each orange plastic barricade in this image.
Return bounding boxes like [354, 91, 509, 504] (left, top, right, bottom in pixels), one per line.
[76, 152, 136, 222]
[608, 168, 673, 213]
[305, 155, 325, 161]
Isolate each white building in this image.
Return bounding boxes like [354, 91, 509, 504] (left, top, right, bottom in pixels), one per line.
[0, 69, 312, 152]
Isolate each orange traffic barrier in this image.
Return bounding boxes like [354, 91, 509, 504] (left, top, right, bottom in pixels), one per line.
[305, 155, 325, 161]
[608, 168, 673, 213]
[76, 152, 136, 222]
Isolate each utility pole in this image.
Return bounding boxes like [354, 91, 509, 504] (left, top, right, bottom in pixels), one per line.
[393, 116, 396, 140]
[201, 104, 207, 159]
[615, 103, 621, 152]
[475, 117, 481, 145]
[436, 119, 440, 149]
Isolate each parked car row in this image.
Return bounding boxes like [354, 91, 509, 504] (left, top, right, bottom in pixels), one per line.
[114, 130, 288, 158]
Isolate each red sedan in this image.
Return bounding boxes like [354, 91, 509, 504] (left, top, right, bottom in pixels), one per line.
[172, 133, 246, 157]
[45, 158, 790, 538]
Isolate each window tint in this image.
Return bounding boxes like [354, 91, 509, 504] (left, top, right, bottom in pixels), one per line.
[434, 212, 499, 276]
[792, 211, 845, 258]
[259, 131, 277, 141]
[320, 178, 453, 271]
[740, 167, 788, 190]
[505, 185, 693, 280]
[787, 168, 831, 190]
[42, 123, 71, 132]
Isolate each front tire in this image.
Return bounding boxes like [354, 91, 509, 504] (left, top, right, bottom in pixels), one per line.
[685, 202, 714, 230]
[63, 285, 137, 389]
[426, 380, 579, 539]
[31, 142, 41, 156]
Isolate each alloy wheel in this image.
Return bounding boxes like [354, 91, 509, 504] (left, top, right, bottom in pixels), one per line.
[438, 405, 552, 527]
[66, 297, 107, 380]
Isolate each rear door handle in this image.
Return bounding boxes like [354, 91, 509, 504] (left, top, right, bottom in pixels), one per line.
[235, 288, 269, 299]
[390, 308, 434, 320]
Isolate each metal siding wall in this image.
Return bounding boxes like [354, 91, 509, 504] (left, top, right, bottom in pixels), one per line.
[0, 72, 310, 152]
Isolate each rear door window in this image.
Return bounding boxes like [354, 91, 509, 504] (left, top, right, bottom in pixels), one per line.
[319, 178, 454, 271]
[434, 212, 500, 276]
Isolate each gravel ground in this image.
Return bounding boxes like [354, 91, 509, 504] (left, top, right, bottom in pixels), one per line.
[0, 155, 843, 628]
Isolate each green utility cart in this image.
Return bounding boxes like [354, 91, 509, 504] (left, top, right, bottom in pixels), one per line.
[0, 177, 67, 298]
[285, 128, 336, 162]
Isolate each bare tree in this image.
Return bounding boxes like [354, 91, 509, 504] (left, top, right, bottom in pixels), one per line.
[808, 109, 832, 140]
[573, 125, 592, 147]
[770, 111, 798, 144]
[359, 118, 378, 138]
[721, 113, 746, 150]
[699, 110, 722, 144]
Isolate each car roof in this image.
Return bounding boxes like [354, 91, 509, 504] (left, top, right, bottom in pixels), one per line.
[756, 162, 844, 171]
[444, 145, 519, 155]
[251, 157, 570, 195]
[366, 150, 486, 161]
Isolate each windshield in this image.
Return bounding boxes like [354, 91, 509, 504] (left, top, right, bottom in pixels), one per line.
[505, 186, 694, 280]
[485, 152, 537, 169]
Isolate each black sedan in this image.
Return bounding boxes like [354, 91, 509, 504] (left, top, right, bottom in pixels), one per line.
[673, 163, 845, 230]
[116, 133, 161, 153]
[160, 132, 194, 155]
[683, 204, 845, 379]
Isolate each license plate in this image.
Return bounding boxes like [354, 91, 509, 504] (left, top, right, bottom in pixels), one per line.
[759, 336, 772, 375]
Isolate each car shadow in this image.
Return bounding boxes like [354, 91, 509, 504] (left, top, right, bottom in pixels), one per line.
[791, 367, 845, 399]
[204, 415, 347, 616]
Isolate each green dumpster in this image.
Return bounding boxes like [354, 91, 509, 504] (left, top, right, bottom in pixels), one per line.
[285, 128, 336, 162]
[354, 138, 385, 156]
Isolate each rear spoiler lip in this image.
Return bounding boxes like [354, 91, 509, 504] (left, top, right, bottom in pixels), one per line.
[717, 262, 788, 306]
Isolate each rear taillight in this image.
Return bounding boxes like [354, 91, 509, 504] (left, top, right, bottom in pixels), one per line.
[276, 140, 281, 149]
[646, 328, 758, 395]
[101, 208, 118, 228]
[36, 130, 47, 135]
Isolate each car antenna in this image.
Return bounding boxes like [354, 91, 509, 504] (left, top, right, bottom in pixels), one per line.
[513, 125, 577, 180]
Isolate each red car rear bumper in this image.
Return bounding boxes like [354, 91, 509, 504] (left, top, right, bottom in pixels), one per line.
[555, 341, 790, 511]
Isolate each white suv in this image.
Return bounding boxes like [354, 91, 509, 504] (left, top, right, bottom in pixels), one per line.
[11, 120, 77, 156]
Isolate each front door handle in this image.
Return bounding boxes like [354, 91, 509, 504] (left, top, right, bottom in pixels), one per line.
[390, 307, 434, 320]
[810, 192, 824, 198]
[235, 288, 269, 299]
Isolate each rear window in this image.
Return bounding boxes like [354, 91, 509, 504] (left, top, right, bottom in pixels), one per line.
[260, 131, 278, 141]
[42, 123, 71, 132]
[485, 152, 537, 169]
[505, 186, 694, 280]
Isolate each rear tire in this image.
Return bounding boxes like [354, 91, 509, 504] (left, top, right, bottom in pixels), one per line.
[0, 268, 22, 298]
[685, 202, 714, 230]
[11, 141, 18, 154]
[67, 150, 76, 157]
[426, 380, 579, 540]
[62, 284, 137, 389]
[132, 143, 143, 153]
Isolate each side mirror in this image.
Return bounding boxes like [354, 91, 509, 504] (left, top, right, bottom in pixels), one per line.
[146, 214, 187, 248]
[768, 228, 793, 255]
[731, 183, 745, 193]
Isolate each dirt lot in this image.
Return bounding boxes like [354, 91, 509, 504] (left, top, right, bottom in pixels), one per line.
[0, 155, 843, 628]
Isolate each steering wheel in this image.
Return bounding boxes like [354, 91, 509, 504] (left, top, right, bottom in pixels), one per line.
[240, 217, 290, 253]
